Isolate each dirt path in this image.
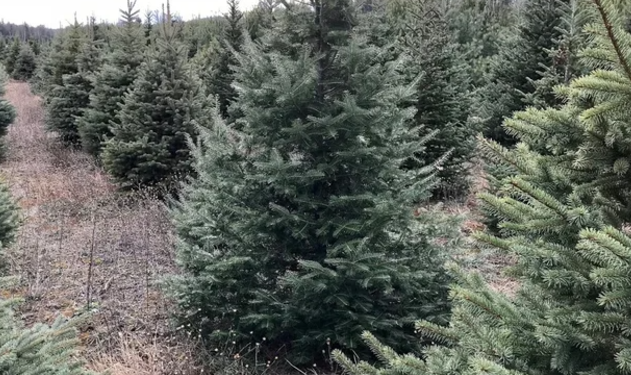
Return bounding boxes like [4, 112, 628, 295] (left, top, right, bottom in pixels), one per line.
[1, 82, 200, 374]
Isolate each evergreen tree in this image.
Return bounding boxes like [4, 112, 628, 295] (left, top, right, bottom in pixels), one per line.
[0, 38, 7, 63]
[167, 0, 453, 363]
[477, 0, 569, 146]
[335, 1, 631, 374]
[523, 0, 590, 109]
[481, 0, 589, 235]
[205, 0, 244, 118]
[29, 39, 41, 56]
[144, 9, 154, 46]
[45, 21, 99, 145]
[102, 8, 205, 190]
[11, 43, 36, 81]
[0, 66, 16, 160]
[3, 38, 20, 77]
[390, 0, 475, 198]
[30, 42, 53, 95]
[78, 0, 146, 157]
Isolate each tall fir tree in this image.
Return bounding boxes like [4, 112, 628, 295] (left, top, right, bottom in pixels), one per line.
[46, 21, 102, 145]
[335, 1, 631, 374]
[44, 20, 86, 143]
[102, 4, 205, 190]
[389, 0, 475, 198]
[78, 0, 146, 157]
[167, 0, 454, 363]
[11, 43, 37, 81]
[477, 0, 569, 146]
[205, 0, 244, 118]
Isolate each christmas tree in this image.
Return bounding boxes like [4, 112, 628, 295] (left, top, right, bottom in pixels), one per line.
[44, 20, 88, 144]
[0, 66, 15, 141]
[477, 0, 569, 146]
[206, 0, 244, 118]
[102, 4, 205, 190]
[390, 0, 475, 198]
[11, 43, 37, 81]
[168, 0, 454, 363]
[335, 1, 631, 374]
[78, 0, 146, 157]
[3, 38, 20, 77]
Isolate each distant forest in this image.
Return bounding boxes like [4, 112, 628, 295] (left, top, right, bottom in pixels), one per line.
[0, 21, 57, 41]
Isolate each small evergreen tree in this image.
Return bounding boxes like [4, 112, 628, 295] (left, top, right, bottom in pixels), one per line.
[11, 43, 37, 81]
[102, 7, 205, 190]
[31, 41, 55, 95]
[78, 0, 146, 157]
[168, 0, 454, 363]
[0, 66, 16, 160]
[3, 38, 20, 77]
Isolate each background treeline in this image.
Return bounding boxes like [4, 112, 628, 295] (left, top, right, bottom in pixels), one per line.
[5, 0, 631, 374]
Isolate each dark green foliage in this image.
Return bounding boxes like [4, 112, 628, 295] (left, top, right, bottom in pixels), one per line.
[43, 21, 88, 144]
[204, 0, 243, 118]
[3, 38, 20, 76]
[45, 23, 101, 145]
[11, 43, 37, 81]
[78, 0, 145, 157]
[101, 18, 204, 190]
[168, 0, 453, 364]
[0, 69, 16, 161]
[390, 0, 475, 198]
[477, 0, 569, 146]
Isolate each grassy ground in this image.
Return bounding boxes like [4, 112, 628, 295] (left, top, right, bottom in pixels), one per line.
[2, 81, 205, 374]
[0, 81, 516, 373]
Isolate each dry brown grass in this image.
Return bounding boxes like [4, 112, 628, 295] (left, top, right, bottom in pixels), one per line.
[2, 81, 205, 374]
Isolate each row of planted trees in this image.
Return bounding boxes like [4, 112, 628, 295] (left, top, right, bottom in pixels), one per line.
[8, 0, 631, 374]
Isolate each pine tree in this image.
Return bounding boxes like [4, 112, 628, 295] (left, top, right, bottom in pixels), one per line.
[205, 0, 244, 118]
[78, 0, 146, 157]
[0, 38, 7, 63]
[167, 0, 454, 363]
[524, 0, 590, 109]
[0, 66, 16, 161]
[335, 1, 631, 374]
[3, 38, 20, 77]
[144, 9, 154, 46]
[481, 0, 589, 235]
[389, 0, 475, 198]
[11, 43, 37, 81]
[477, 0, 569, 146]
[46, 21, 101, 145]
[31, 41, 55, 95]
[102, 6, 205, 190]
